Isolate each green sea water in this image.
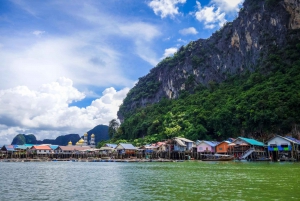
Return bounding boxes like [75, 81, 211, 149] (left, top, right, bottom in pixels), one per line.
[0, 161, 299, 200]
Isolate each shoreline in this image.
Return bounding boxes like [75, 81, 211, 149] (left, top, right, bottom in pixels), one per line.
[0, 158, 181, 163]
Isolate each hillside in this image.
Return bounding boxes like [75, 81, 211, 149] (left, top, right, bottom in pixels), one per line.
[11, 125, 109, 145]
[86, 124, 109, 144]
[116, 0, 300, 142]
[37, 134, 81, 146]
[11, 134, 37, 145]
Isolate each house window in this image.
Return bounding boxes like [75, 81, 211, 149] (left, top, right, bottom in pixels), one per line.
[270, 144, 277, 148]
[199, 147, 203, 150]
[39, 150, 41, 152]
[44, 150, 46, 152]
[281, 144, 289, 148]
[219, 148, 223, 150]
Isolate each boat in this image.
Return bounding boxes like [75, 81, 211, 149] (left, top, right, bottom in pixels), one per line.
[202, 154, 234, 161]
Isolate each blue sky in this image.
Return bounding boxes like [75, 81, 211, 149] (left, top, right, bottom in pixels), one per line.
[0, 0, 244, 145]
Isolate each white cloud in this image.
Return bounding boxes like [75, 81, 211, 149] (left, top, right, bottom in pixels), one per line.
[195, 1, 226, 29]
[148, 0, 186, 18]
[211, 0, 244, 12]
[161, 47, 177, 59]
[32, 30, 45, 36]
[177, 38, 187, 43]
[0, 1, 160, 90]
[119, 23, 161, 66]
[179, 27, 198, 35]
[0, 35, 132, 90]
[0, 78, 130, 144]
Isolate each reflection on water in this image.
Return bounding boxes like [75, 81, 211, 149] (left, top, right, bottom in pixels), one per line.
[0, 161, 300, 200]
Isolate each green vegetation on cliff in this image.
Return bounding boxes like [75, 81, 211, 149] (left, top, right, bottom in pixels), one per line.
[11, 134, 37, 145]
[115, 30, 300, 143]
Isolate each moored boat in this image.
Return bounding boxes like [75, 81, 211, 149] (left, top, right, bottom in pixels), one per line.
[202, 154, 234, 161]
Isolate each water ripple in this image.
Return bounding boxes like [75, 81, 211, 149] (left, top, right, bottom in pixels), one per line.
[0, 161, 300, 200]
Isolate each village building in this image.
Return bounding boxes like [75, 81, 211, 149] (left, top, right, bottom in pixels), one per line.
[228, 137, 266, 160]
[116, 143, 136, 156]
[168, 137, 193, 152]
[196, 141, 219, 153]
[267, 135, 300, 161]
[30, 145, 52, 155]
[215, 141, 231, 154]
[56, 146, 90, 154]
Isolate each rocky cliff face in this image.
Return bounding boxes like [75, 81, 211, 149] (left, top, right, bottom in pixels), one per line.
[118, 0, 300, 121]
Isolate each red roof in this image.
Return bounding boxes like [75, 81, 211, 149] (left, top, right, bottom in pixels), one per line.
[31, 145, 52, 150]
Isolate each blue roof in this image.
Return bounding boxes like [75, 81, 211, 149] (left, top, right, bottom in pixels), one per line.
[284, 136, 300, 144]
[24, 144, 34, 146]
[15, 145, 28, 150]
[1, 145, 15, 151]
[118, 143, 136, 150]
[204, 141, 219, 147]
[238, 137, 265, 146]
[49, 145, 59, 150]
[198, 141, 219, 147]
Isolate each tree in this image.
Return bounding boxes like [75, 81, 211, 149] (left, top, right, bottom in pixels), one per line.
[108, 119, 120, 139]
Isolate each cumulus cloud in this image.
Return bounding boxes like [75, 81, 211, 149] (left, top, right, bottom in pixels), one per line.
[161, 47, 177, 59]
[179, 27, 198, 35]
[0, 36, 132, 90]
[0, 78, 130, 144]
[32, 30, 45, 36]
[194, 0, 244, 29]
[195, 1, 226, 29]
[0, 1, 159, 90]
[211, 0, 244, 12]
[148, 0, 186, 18]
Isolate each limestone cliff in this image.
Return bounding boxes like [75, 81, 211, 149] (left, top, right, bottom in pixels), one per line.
[118, 0, 300, 121]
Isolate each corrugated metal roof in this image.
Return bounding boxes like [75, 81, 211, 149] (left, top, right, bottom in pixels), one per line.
[31, 145, 52, 150]
[284, 136, 300, 144]
[99, 147, 115, 151]
[1, 145, 15, 151]
[105, 144, 118, 148]
[58, 146, 90, 151]
[117, 143, 136, 150]
[175, 138, 186, 147]
[15, 145, 28, 150]
[203, 141, 219, 147]
[238, 137, 265, 146]
[176, 137, 194, 143]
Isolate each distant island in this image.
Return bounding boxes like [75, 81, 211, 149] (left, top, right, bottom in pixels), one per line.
[11, 125, 109, 146]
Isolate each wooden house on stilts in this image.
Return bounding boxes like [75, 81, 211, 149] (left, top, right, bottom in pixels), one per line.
[267, 135, 300, 162]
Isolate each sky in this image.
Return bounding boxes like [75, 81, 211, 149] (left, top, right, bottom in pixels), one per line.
[0, 0, 244, 145]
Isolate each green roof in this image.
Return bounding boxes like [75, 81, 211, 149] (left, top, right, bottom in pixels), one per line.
[239, 137, 265, 146]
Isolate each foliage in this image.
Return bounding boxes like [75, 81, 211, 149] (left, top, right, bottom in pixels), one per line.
[11, 134, 37, 145]
[117, 33, 300, 142]
[108, 119, 120, 139]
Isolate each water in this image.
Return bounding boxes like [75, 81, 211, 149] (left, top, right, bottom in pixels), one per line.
[0, 161, 300, 200]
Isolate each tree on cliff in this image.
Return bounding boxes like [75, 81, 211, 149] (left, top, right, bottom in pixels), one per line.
[108, 119, 120, 139]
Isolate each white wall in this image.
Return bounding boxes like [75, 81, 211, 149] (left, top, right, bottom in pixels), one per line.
[267, 137, 291, 146]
